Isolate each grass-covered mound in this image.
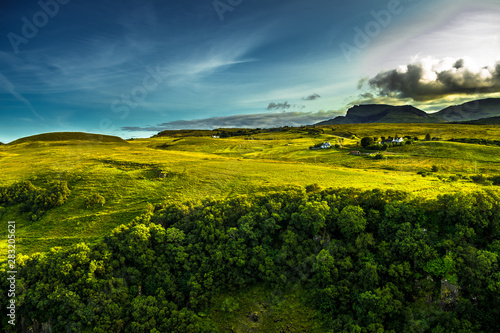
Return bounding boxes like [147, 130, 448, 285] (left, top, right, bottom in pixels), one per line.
[8, 132, 126, 145]
[2, 187, 500, 332]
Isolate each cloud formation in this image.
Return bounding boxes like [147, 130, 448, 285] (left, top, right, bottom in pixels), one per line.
[122, 110, 343, 132]
[303, 93, 321, 101]
[266, 101, 305, 111]
[267, 101, 291, 110]
[365, 57, 500, 101]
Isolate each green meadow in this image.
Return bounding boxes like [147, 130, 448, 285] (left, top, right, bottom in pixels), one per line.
[1, 124, 500, 259]
[1, 124, 500, 332]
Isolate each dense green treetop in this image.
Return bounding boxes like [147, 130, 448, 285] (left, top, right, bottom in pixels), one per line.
[2, 187, 500, 332]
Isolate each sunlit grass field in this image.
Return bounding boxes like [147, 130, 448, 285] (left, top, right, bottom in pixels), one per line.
[1, 123, 499, 259]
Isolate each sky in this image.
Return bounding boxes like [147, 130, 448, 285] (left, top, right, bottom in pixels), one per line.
[1, 0, 500, 142]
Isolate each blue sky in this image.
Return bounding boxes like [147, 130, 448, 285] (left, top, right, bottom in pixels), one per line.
[1, 0, 500, 142]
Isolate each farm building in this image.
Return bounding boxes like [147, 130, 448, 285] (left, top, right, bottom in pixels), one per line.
[321, 142, 331, 149]
[309, 142, 332, 150]
[379, 137, 404, 145]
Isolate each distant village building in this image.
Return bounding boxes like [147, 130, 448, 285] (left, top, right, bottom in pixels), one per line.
[212, 135, 220, 139]
[309, 142, 331, 150]
[321, 142, 331, 149]
[378, 137, 404, 145]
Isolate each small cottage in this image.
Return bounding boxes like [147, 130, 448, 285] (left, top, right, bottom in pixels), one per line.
[321, 142, 331, 149]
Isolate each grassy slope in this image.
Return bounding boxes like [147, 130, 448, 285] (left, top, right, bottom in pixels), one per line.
[1, 124, 500, 331]
[209, 286, 323, 332]
[1, 125, 500, 258]
[8, 132, 126, 145]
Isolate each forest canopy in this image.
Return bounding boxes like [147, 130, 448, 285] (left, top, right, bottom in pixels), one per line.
[2, 187, 500, 332]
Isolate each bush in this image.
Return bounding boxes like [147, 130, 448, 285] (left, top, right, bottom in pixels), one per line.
[0, 180, 71, 221]
[491, 176, 500, 185]
[374, 153, 384, 160]
[431, 165, 439, 172]
[85, 193, 106, 208]
[306, 183, 322, 193]
[361, 137, 374, 148]
[471, 174, 486, 183]
[221, 297, 239, 313]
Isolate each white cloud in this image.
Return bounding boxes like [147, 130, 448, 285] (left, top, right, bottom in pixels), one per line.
[361, 7, 500, 74]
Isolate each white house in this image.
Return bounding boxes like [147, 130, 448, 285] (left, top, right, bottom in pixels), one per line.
[392, 137, 404, 143]
[321, 142, 331, 149]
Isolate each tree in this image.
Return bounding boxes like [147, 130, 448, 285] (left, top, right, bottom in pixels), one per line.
[425, 133, 431, 141]
[85, 193, 106, 208]
[361, 137, 374, 148]
[337, 205, 367, 238]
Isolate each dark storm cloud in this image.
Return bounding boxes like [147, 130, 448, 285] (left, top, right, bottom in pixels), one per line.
[366, 57, 500, 101]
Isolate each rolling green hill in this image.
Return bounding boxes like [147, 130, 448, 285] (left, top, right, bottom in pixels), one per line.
[8, 132, 127, 145]
[1, 123, 500, 258]
[1, 124, 500, 332]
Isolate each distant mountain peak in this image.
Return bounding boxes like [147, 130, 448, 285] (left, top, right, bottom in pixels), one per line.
[315, 98, 500, 125]
[433, 98, 500, 122]
[316, 104, 440, 125]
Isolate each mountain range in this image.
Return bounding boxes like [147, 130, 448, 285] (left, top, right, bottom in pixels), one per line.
[316, 98, 500, 125]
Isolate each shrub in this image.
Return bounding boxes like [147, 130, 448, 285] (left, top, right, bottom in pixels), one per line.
[221, 297, 239, 313]
[367, 144, 384, 151]
[85, 193, 106, 208]
[491, 176, 500, 185]
[306, 183, 322, 193]
[471, 174, 486, 183]
[0, 180, 71, 221]
[431, 165, 439, 172]
[374, 153, 384, 160]
[361, 137, 374, 148]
